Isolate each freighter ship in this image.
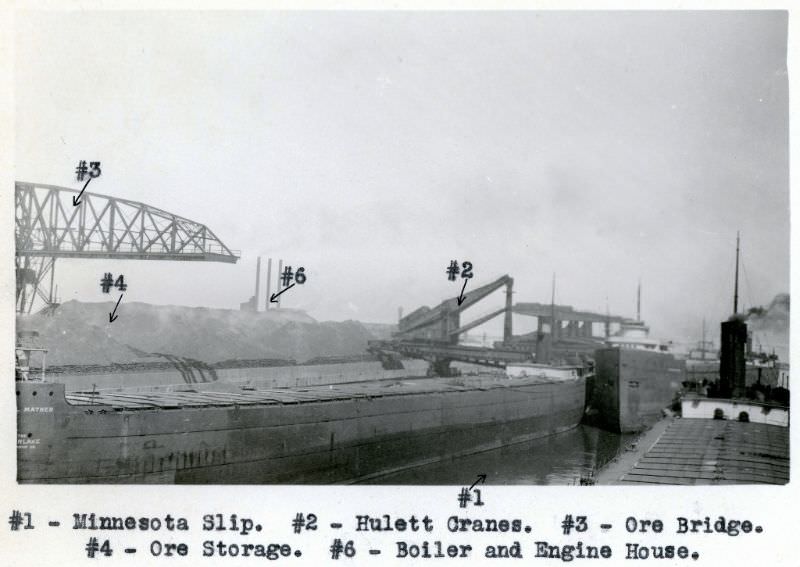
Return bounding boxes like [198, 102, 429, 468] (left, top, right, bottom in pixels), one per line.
[16, 336, 586, 484]
[586, 283, 685, 433]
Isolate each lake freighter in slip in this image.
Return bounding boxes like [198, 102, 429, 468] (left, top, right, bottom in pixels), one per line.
[16, 273, 588, 484]
[16, 342, 586, 484]
[14, 183, 592, 484]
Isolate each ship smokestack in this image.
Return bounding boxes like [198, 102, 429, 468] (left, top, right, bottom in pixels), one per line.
[720, 319, 747, 398]
[720, 232, 746, 398]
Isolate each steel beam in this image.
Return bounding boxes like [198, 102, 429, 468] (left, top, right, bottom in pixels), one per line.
[15, 181, 240, 313]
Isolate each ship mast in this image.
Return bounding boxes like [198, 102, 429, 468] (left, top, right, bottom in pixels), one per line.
[550, 273, 556, 339]
[733, 231, 740, 315]
[636, 278, 641, 322]
[701, 318, 706, 358]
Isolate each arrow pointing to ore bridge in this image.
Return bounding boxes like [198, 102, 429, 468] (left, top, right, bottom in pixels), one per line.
[457, 279, 468, 306]
[72, 177, 93, 207]
[109, 293, 123, 323]
[469, 474, 487, 491]
[270, 283, 296, 303]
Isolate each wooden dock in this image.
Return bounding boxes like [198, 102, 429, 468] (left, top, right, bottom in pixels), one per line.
[618, 418, 789, 485]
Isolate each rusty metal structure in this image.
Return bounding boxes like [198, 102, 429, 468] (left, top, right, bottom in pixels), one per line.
[15, 181, 239, 314]
[396, 275, 515, 344]
[369, 275, 524, 375]
[370, 274, 630, 374]
[512, 302, 624, 339]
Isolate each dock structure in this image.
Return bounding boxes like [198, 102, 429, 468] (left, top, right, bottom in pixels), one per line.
[513, 302, 625, 339]
[371, 275, 519, 374]
[372, 275, 628, 374]
[616, 418, 788, 485]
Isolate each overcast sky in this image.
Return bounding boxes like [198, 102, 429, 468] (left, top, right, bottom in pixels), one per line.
[15, 11, 789, 344]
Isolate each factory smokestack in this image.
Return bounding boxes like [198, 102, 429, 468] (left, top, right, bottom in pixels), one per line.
[265, 258, 273, 310]
[255, 256, 262, 312]
[277, 259, 283, 309]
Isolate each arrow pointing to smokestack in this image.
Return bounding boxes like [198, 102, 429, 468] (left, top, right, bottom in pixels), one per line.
[270, 283, 295, 303]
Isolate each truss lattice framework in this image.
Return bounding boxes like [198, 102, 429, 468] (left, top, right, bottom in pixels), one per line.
[15, 182, 240, 262]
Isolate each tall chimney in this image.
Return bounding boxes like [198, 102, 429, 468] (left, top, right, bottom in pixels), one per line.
[254, 256, 261, 312]
[265, 258, 273, 309]
[277, 259, 283, 309]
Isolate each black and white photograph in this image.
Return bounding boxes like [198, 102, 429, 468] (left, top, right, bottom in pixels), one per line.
[11, 9, 790, 491]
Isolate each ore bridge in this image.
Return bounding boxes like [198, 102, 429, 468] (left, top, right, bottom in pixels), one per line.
[15, 181, 239, 314]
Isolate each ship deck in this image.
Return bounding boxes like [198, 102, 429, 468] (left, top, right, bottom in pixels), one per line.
[617, 418, 789, 485]
[62, 375, 566, 411]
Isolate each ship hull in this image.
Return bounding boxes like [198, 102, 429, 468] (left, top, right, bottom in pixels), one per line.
[589, 348, 685, 433]
[17, 375, 586, 484]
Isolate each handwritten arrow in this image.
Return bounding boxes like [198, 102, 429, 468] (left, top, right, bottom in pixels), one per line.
[72, 177, 93, 206]
[109, 294, 123, 323]
[457, 279, 468, 306]
[270, 283, 296, 303]
[469, 474, 487, 491]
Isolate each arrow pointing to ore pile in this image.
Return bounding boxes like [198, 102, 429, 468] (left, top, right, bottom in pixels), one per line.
[270, 283, 296, 303]
[457, 279, 468, 306]
[72, 177, 93, 206]
[109, 293, 123, 323]
[469, 474, 487, 490]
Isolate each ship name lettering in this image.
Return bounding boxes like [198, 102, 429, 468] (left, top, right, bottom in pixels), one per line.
[72, 513, 188, 531]
[23, 406, 53, 412]
[447, 516, 522, 532]
[535, 541, 612, 561]
[356, 514, 434, 532]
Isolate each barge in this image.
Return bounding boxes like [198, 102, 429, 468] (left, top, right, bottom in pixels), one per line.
[17, 353, 586, 484]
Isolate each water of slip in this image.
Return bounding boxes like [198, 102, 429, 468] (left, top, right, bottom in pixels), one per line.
[367, 425, 634, 486]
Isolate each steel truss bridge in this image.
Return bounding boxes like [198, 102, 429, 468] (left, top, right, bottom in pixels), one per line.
[15, 181, 239, 314]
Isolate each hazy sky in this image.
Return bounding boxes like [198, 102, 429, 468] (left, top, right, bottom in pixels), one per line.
[15, 11, 789, 344]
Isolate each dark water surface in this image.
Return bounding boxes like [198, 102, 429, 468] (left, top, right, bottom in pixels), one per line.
[367, 425, 633, 485]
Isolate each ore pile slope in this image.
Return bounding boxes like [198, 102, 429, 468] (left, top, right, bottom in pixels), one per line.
[19, 300, 378, 365]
